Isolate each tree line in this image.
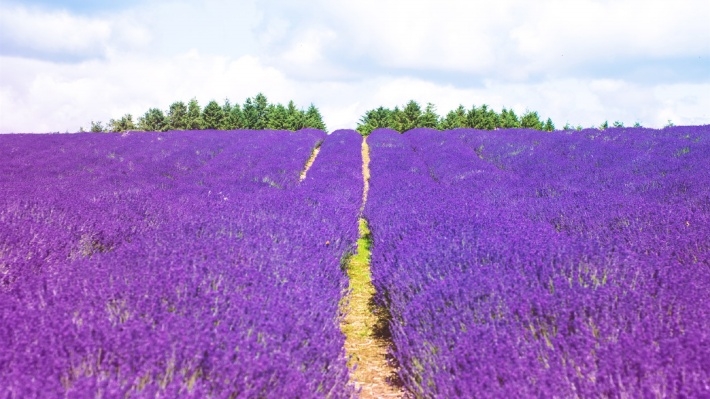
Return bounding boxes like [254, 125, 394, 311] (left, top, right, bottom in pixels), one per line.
[356, 101, 556, 135]
[85, 93, 327, 133]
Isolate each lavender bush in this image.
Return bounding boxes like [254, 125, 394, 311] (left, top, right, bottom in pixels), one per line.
[1, 129, 362, 398]
[365, 126, 710, 397]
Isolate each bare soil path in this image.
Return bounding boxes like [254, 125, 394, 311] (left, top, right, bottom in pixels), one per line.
[340, 137, 404, 398]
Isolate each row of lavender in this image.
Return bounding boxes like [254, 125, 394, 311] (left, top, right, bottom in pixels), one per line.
[365, 127, 710, 397]
[0, 129, 363, 398]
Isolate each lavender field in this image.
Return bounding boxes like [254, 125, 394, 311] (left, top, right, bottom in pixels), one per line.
[2, 126, 710, 398]
[1, 129, 362, 398]
[365, 126, 710, 397]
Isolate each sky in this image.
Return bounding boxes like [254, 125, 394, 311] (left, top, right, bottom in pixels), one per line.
[0, 0, 709, 133]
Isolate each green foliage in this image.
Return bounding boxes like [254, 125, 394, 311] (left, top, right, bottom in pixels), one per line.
[357, 102, 556, 133]
[521, 110, 543, 130]
[665, 119, 675, 128]
[439, 105, 468, 130]
[357, 106, 393, 136]
[250, 93, 270, 130]
[468, 104, 499, 130]
[499, 108, 521, 129]
[90, 121, 104, 133]
[107, 114, 136, 132]
[285, 100, 306, 131]
[388, 106, 404, 132]
[304, 104, 327, 131]
[419, 103, 440, 129]
[613, 120, 624, 128]
[543, 118, 555, 132]
[186, 98, 203, 130]
[267, 103, 288, 130]
[599, 120, 609, 130]
[633, 122, 642, 128]
[138, 108, 168, 132]
[220, 100, 234, 130]
[399, 100, 423, 132]
[101, 94, 326, 133]
[202, 100, 225, 130]
[167, 101, 188, 130]
[224, 102, 244, 129]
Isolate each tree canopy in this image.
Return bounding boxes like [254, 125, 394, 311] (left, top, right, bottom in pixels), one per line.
[92, 93, 327, 133]
[356, 101, 557, 135]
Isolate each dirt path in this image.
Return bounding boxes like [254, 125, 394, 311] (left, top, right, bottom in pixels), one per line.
[299, 142, 322, 182]
[341, 137, 404, 398]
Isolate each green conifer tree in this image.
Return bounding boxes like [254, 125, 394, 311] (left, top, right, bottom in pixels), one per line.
[167, 101, 188, 130]
[419, 103, 440, 129]
[242, 98, 258, 129]
[107, 114, 135, 132]
[304, 104, 327, 131]
[224, 103, 244, 129]
[521, 110, 543, 130]
[253, 93, 270, 130]
[90, 120, 104, 133]
[499, 108, 521, 128]
[186, 98, 203, 130]
[202, 100, 225, 130]
[389, 106, 405, 132]
[285, 100, 306, 130]
[440, 105, 468, 129]
[138, 108, 168, 132]
[357, 107, 392, 135]
[220, 99, 233, 130]
[543, 117, 555, 132]
[399, 100, 422, 132]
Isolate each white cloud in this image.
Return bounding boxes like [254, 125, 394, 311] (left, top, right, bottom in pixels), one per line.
[257, 0, 710, 80]
[0, 0, 708, 133]
[0, 4, 150, 59]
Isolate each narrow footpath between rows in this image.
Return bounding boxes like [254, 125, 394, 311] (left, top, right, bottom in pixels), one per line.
[340, 137, 403, 398]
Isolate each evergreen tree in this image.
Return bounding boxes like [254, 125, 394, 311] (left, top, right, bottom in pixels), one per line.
[242, 98, 258, 129]
[357, 106, 392, 135]
[466, 105, 482, 129]
[90, 120, 104, 133]
[266, 103, 288, 130]
[304, 104, 327, 131]
[167, 101, 188, 130]
[253, 93, 270, 129]
[419, 103, 440, 129]
[107, 114, 136, 132]
[398, 100, 422, 132]
[499, 108, 521, 128]
[202, 100, 225, 130]
[224, 103, 244, 130]
[138, 108, 168, 132]
[440, 105, 468, 129]
[388, 106, 405, 132]
[186, 98, 203, 130]
[469, 104, 498, 130]
[220, 99, 233, 130]
[543, 117, 555, 132]
[521, 110, 543, 130]
[599, 120, 609, 130]
[285, 100, 306, 130]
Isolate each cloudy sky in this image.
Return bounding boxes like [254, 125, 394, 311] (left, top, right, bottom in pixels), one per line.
[1, 0, 709, 133]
